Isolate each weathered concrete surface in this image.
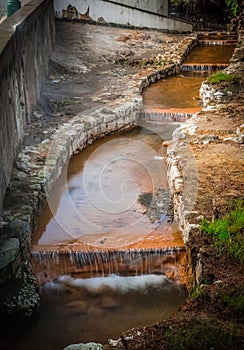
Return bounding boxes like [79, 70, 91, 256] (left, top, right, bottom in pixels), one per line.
[0, 0, 54, 215]
[54, 0, 192, 33]
[108, 0, 168, 16]
[0, 0, 54, 321]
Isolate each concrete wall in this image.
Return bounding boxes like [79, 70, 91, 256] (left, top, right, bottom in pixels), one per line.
[0, 0, 55, 214]
[54, 0, 192, 33]
[110, 0, 168, 16]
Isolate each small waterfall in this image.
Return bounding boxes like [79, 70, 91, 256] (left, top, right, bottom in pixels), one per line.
[32, 247, 186, 285]
[139, 109, 193, 123]
[198, 40, 238, 45]
[181, 63, 229, 71]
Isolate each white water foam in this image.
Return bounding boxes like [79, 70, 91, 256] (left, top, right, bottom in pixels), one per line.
[41, 274, 167, 293]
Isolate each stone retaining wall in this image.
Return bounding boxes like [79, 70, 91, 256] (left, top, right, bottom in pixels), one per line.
[199, 31, 244, 109]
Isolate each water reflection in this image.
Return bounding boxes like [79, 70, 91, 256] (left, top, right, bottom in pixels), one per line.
[142, 72, 204, 111]
[1, 275, 186, 350]
[183, 44, 236, 64]
[33, 125, 180, 250]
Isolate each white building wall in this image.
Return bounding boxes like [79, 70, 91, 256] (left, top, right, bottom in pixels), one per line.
[54, 0, 192, 33]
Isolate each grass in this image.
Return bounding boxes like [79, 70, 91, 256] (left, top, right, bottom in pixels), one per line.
[208, 71, 235, 84]
[190, 284, 202, 300]
[164, 319, 242, 350]
[200, 200, 244, 262]
[221, 290, 244, 315]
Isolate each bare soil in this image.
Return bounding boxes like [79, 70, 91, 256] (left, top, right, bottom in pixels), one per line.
[27, 20, 184, 146]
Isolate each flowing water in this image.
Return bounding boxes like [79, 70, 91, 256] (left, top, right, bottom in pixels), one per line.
[1, 36, 236, 349]
[142, 42, 236, 122]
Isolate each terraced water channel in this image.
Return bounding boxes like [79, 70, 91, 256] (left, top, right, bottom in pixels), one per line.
[2, 34, 237, 349]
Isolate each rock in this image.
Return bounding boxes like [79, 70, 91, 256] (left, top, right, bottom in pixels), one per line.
[162, 140, 169, 147]
[108, 338, 123, 347]
[0, 263, 40, 322]
[62, 343, 103, 350]
[200, 135, 219, 143]
[0, 238, 19, 269]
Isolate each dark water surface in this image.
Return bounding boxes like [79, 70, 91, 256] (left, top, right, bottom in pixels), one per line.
[1, 275, 186, 349]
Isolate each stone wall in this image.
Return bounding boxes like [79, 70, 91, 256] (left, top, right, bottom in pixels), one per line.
[54, 0, 192, 33]
[0, 0, 55, 215]
[199, 33, 244, 109]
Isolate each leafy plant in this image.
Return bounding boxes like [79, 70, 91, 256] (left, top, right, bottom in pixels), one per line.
[208, 71, 235, 84]
[200, 200, 244, 262]
[225, 0, 240, 16]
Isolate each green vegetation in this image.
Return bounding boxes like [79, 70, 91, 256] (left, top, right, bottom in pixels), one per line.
[219, 284, 244, 316]
[200, 200, 244, 262]
[225, 0, 240, 16]
[221, 291, 244, 314]
[165, 320, 242, 350]
[190, 284, 202, 300]
[208, 71, 236, 84]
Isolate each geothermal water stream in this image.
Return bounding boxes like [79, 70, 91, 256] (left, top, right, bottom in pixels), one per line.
[1, 35, 236, 350]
